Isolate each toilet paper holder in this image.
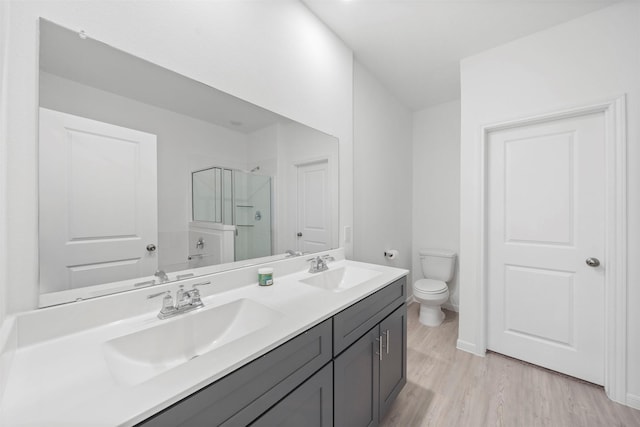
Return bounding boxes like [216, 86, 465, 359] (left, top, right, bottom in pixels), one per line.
[384, 250, 399, 260]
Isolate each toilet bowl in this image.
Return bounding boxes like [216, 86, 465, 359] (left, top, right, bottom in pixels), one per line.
[413, 279, 450, 326]
[413, 249, 456, 327]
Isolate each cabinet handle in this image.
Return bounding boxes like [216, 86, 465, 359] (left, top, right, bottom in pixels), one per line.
[385, 330, 390, 354]
[375, 335, 383, 361]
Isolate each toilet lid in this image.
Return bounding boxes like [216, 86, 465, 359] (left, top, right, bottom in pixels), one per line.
[414, 279, 448, 294]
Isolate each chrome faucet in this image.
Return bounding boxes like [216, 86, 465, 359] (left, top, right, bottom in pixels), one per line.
[147, 290, 175, 318]
[154, 269, 170, 283]
[175, 285, 190, 310]
[307, 255, 334, 273]
[147, 281, 211, 319]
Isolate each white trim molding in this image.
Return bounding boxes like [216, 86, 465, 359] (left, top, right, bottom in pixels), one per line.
[456, 339, 482, 356]
[627, 394, 640, 411]
[474, 96, 628, 404]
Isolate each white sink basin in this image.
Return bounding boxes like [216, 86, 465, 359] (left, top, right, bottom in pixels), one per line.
[300, 265, 382, 292]
[103, 298, 282, 386]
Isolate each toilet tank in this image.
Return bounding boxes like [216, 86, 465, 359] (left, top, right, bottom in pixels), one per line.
[419, 248, 456, 282]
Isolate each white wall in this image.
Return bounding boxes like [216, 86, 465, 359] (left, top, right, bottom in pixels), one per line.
[0, 0, 12, 405]
[1, 0, 353, 314]
[458, 2, 640, 406]
[412, 100, 460, 309]
[0, 0, 9, 329]
[353, 62, 413, 282]
[247, 125, 279, 178]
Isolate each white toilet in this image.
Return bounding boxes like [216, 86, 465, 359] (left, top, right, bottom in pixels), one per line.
[413, 248, 456, 327]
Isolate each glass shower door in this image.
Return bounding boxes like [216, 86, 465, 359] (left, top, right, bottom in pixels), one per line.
[234, 171, 272, 261]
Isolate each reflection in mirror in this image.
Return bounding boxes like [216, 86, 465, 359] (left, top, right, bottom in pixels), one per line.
[190, 166, 272, 264]
[38, 19, 339, 307]
[192, 167, 224, 223]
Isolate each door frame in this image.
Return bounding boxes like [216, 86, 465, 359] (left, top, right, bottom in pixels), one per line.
[475, 96, 627, 403]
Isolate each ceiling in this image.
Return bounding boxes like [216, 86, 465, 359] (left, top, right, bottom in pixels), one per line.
[302, 0, 623, 111]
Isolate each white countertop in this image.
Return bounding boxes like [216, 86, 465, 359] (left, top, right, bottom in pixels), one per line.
[0, 255, 408, 426]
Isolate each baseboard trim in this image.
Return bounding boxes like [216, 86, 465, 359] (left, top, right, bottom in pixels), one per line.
[627, 393, 640, 410]
[456, 339, 485, 356]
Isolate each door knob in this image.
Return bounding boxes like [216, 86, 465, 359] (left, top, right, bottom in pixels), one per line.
[585, 257, 600, 267]
[146, 244, 157, 252]
[297, 232, 303, 237]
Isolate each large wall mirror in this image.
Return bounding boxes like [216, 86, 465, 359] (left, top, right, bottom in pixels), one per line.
[38, 19, 339, 307]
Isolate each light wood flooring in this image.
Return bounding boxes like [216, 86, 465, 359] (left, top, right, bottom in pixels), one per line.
[380, 303, 640, 427]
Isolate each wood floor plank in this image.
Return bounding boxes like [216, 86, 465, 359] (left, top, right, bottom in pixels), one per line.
[380, 303, 640, 427]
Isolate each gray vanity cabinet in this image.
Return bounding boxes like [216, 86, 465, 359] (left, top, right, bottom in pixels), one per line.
[137, 319, 332, 427]
[334, 303, 407, 427]
[138, 275, 407, 427]
[378, 304, 407, 419]
[334, 327, 381, 426]
[252, 361, 333, 427]
[333, 276, 406, 356]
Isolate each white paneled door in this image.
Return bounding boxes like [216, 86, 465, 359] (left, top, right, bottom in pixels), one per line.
[39, 108, 158, 293]
[296, 160, 331, 253]
[487, 112, 605, 384]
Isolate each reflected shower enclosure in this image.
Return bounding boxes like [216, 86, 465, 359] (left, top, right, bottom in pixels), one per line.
[192, 167, 272, 263]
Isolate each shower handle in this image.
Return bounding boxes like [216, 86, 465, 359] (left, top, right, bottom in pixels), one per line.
[196, 238, 205, 249]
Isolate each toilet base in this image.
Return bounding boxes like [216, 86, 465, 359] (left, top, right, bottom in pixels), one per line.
[418, 304, 445, 327]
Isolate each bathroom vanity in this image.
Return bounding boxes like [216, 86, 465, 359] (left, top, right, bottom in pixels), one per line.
[140, 276, 406, 427]
[0, 250, 408, 427]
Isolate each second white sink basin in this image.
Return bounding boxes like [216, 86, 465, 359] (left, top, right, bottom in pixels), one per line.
[300, 265, 382, 292]
[103, 298, 282, 386]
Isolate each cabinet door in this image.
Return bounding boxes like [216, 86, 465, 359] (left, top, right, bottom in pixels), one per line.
[252, 362, 333, 427]
[379, 304, 407, 419]
[334, 328, 380, 427]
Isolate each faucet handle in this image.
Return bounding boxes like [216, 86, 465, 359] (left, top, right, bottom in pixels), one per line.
[189, 281, 211, 306]
[147, 290, 170, 299]
[196, 237, 205, 249]
[307, 256, 324, 273]
[192, 281, 211, 289]
[148, 291, 175, 316]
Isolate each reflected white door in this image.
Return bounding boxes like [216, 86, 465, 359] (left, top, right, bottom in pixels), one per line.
[39, 108, 158, 292]
[487, 112, 605, 384]
[296, 160, 331, 253]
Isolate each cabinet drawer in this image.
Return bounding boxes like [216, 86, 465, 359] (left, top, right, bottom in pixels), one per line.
[333, 276, 406, 356]
[138, 318, 332, 427]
